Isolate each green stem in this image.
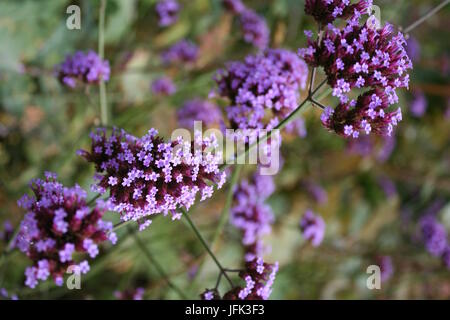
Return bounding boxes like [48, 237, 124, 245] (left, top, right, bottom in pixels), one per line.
[403, 0, 449, 34]
[99, 0, 108, 126]
[129, 227, 188, 299]
[181, 208, 233, 287]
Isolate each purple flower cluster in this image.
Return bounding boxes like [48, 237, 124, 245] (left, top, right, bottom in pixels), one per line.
[300, 6, 412, 138]
[201, 258, 279, 300]
[419, 215, 449, 268]
[238, 9, 270, 50]
[221, 0, 269, 49]
[161, 40, 198, 65]
[410, 91, 427, 117]
[231, 173, 275, 261]
[114, 287, 145, 300]
[55, 51, 110, 88]
[177, 99, 223, 129]
[15, 172, 116, 288]
[299, 209, 325, 247]
[151, 76, 176, 96]
[156, 0, 180, 27]
[301, 180, 328, 205]
[320, 89, 403, 137]
[78, 128, 227, 225]
[0, 220, 13, 244]
[215, 49, 308, 136]
[305, 0, 373, 25]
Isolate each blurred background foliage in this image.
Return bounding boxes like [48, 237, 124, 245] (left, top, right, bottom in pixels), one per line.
[0, 0, 449, 299]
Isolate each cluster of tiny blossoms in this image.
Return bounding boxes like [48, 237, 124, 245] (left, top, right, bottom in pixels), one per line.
[151, 76, 177, 96]
[419, 215, 450, 269]
[55, 50, 110, 88]
[299, 1, 412, 138]
[177, 99, 223, 130]
[15, 172, 116, 288]
[156, 0, 180, 27]
[305, 0, 373, 25]
[215, 49, 308, 136]
[202, 258, 278, 300]
[78, 128, 227, 227]
[161, 40, 198, 65]
[222, 0, 269, 50]
[299, 209, 325, 247]
[231, 173, 275, 261]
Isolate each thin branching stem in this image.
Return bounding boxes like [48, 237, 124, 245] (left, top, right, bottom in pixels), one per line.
[403, 0, 449, 34]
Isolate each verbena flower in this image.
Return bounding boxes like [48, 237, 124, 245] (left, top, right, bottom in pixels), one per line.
[305, 0, 373, 25]
[151, 76, 176, 96]
[419, 215, 447, 257]
[299, 7, 412, 138]
[231, 174, 275, 261]
[55, 51, 110, 88]
[238, 9, 270, 50]
[320, 89, 403, 137]
[215, 49, 308, 136]
[0, 288, 18, 300]
[79, 128, 227, 224]
[161, 40, 198, 65]
[223, 258, 279, 300]
[114, 287, 145, 300]
[156, 0, 180, 27]
[410, 91, 427, 117]
[15, 172, 116, 288]
[177, 99, 223, 129]
[223, 0, 245, 15]
[301, 180, 328, 205]
[299, 209, 325, 246]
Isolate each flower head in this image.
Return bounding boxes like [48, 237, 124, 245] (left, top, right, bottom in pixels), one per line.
[55, 51, 110, 88]
[420, 215, 447, 257]
[215, 49, 308, 136]
[161, 40, 198, 65]
[15, 172, 115, 288]
[223, 0, 245, 15]
[305, 0, 373, 25]
[151, 76, 176, 96]
[238, 9, 270, 50]
[79, 128, 227, 223]
[156, 0, 180, 27]
[299, 209, 325, 246]
[223, 258, 279, 300]
[375, 255, 394, 282]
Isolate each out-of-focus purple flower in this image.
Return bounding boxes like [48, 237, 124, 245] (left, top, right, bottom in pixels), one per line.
[375, 255, 394, 282]
[223, 0, 245, 15]
[156, 0, 180, 27]
[222, 258, 279, 300]
[215, 49, 308, 136]
[151, 76, 176, 96]
[231, 174, 275, 261]
[347, 135, 374, 156]
[55, 51, 110, 88]
[410, 91, 427, 117]
[0, 288, 18, 300]
[238, 9, 270, 50]
[301, 180, 328, 205]
[161, 40, 198, 65]
[406, 36, 421, 63]
[442, 247, 450, 269]
[114, 287, 145, 300]
[305, 0, 373, 25]
[299, 209, 325, 247]
[0, 220, 13, 244]
[419, 215, 447, 257]
[177, 99, 223, 129]
[376, 134, 396, 163]
[377, 175, 397, 198]
[79, 128, 227, 224]
[16, 172, 116, 288]
[321, 89, 403, 138]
